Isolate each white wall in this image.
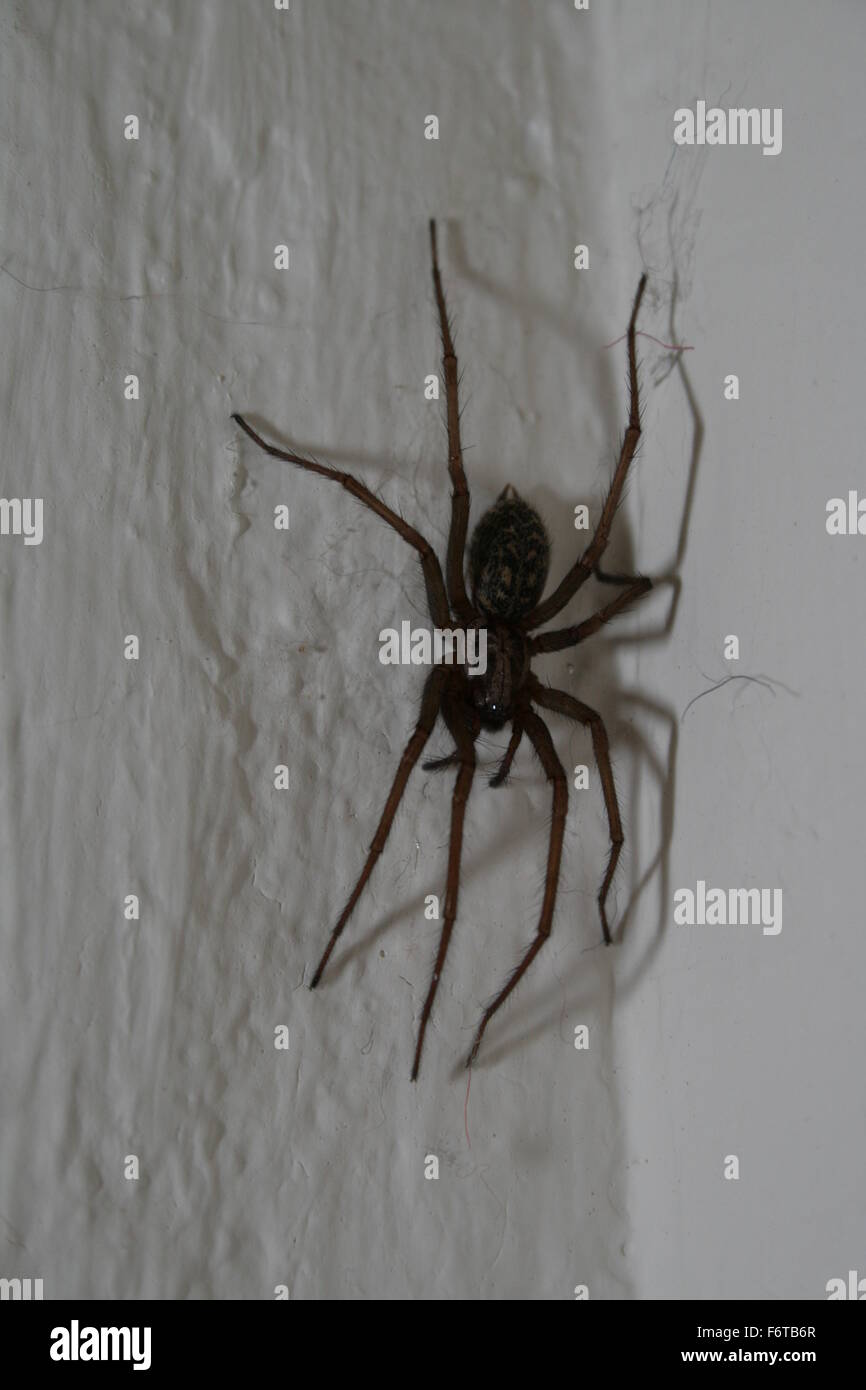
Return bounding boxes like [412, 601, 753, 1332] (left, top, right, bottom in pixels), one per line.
[0, 0, 861, 1299]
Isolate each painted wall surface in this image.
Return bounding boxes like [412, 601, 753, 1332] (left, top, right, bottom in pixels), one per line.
[0, 0, 861, 1299]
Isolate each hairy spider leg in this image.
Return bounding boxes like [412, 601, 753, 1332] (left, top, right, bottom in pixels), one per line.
[412, 690, 477, 1079]
[528, 676, 623, 945]
[521, 273, 648, 631]
[231, 414, 450, 628]
[489, 721, 523, 787]
[467, 706, 567, 1066]
[311, 667, 448, 989]
[429, 219, 473, 623]
[528, 574, 652, 656]
[229, 414, 454, 985]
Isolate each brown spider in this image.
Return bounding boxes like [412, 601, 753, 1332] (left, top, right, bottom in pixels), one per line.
[232, 221, 651, 1079]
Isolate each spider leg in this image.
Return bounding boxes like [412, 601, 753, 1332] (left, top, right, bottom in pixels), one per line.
[527, 675, 622, 944]
[529, 575, 652, 655]
[429, 220, 473, 623]
[425, 719, 522, 785]
[310, 667, 448, 988]
[421, 751, 459, 773]
[593, 565, 647, 586]
[412, 692, 477, 1079]
[467, 707, 567, 1067]
[521, 274, 647, 632]
[489, 721, 523, 787]
[231, 413, 451, 629]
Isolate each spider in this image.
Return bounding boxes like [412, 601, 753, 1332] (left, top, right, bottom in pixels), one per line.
[232, 221, 651, 1079]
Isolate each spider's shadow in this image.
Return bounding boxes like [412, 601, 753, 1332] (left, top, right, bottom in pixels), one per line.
[432, 226, 704, 1075]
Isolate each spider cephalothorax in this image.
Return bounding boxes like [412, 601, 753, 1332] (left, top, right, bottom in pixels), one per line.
[468, 620, 529, 729]
[232, 220, 652, 1078]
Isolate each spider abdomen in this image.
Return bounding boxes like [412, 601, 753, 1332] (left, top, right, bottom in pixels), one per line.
[468, 485, 550, 620]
